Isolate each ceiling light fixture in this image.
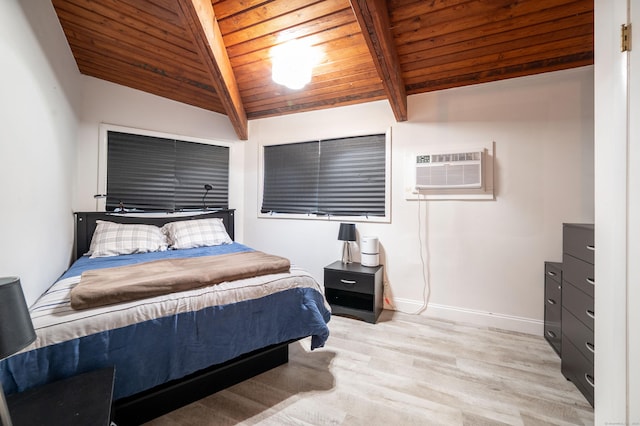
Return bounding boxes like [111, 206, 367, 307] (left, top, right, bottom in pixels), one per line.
[271, 39, 319, 90]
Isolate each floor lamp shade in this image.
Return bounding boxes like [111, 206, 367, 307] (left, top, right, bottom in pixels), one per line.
[0, 277, 36, 360]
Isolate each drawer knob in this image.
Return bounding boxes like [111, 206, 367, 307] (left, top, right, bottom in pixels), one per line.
[586, 309, 595, 319]
[586, 245, 595, 251]
[586, 277, 595, 285]
[547, 271, 557, 277]
[585, 373, 595, 388]
[546, 330, 556, 338]
[546, 298, 556, 305]
[340, 279, 357, 286]
[586, 341, 595, 354]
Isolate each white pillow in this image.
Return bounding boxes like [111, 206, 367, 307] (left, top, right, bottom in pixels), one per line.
[88, 221, 168, 258]
[162, 218, 232, 249]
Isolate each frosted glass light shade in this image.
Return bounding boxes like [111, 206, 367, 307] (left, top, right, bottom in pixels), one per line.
[271, 39, 318, 90]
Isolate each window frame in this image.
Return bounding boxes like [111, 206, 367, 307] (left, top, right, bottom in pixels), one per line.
[97, 124, 233, 212]
[257, 129, 392, 223]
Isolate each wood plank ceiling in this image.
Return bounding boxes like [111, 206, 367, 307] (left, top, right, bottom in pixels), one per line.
[51, 0, 594, 140]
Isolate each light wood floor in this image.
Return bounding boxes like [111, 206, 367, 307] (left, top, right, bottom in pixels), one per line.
[144, 311, 594, 425]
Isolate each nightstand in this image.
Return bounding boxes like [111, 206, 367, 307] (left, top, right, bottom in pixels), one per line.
[324, 261, 383, 323]
[6, 367, 115, 426]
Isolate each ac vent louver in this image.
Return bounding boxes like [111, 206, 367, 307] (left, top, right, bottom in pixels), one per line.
[415, 150, 483, 189]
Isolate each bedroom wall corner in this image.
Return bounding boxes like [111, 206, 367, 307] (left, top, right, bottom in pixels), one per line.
[0, 0, 82, 305]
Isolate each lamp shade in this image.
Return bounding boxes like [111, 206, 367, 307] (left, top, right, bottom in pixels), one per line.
[0, 277, 36, 360]
[337, 223, 356, 242]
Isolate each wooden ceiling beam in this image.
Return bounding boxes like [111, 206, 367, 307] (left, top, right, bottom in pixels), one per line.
[177, 0, 248, 140]
[349, 0, 407, 121]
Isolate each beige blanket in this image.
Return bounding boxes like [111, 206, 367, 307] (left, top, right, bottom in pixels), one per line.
[70, 251, 291, 310]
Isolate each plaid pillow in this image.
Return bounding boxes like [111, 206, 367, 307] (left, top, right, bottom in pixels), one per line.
[162, 218, 232, 249]
[89, 221, 168, 258]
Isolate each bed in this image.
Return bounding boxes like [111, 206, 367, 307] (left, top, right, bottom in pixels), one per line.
[0, 209, 331, 425]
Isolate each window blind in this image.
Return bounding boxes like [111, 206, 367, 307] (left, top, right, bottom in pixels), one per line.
[261, 134, 385, 217]
[318, 135, 386, 216]
[106, 131, 229, 211]
[261, 140, 320, 214]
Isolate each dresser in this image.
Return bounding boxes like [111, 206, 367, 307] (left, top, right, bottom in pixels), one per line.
[543, 261, 562, 356]
[561, 223, 594, 407]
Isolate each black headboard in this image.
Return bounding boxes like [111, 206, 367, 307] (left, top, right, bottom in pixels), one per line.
[74, 209, 235, 261]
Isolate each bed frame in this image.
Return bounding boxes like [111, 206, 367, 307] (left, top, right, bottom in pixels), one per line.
[73, 210, 290, 425]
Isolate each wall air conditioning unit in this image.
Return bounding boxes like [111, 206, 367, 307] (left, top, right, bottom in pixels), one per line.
[415, 150, 484, 190]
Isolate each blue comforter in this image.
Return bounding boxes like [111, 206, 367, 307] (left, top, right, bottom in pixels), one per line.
[0, 243, 331, 400]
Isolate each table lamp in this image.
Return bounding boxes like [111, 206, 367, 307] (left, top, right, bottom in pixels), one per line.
[202, 184, 213, 209]
[338, 223, 356, 264]
[0, 277, 36, 426]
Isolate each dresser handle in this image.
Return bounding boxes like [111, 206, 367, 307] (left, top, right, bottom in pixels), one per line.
[547, 271, 557, 277]
[585, 374, 595, 387]
[586, 309, 595, 319]
[586, 245, 595, 251]
[586, 277, 595, 285]
[585, 341, 595, 353]
[340, 279, 357, 286]
[547, 298, 556, 305]
[546, 330, 556, 338]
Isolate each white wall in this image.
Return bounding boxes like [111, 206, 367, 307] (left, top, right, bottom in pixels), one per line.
[0, 0, 80, 305]
[74, 76, 247, 240]
[244, 66, 594, 333]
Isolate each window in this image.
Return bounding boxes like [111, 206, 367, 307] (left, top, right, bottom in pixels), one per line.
[106, 131, 229, 211]
[261, 134, 387, 218]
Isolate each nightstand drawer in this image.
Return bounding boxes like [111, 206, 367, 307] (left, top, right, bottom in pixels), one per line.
[324, 269, 375, 295]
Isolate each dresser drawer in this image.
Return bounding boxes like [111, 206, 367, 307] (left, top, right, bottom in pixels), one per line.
[563, 254, 594, 298]
[324, 269, 375, 295]
[545, 276, 562, 308]
[545, 262, 562, 284]
[562, 335, 594, 407]
[544, 306, 561, 355]
[562, 281, 594, 331]
[563, 224, 594, 264]
[562, 308, 594, 364]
